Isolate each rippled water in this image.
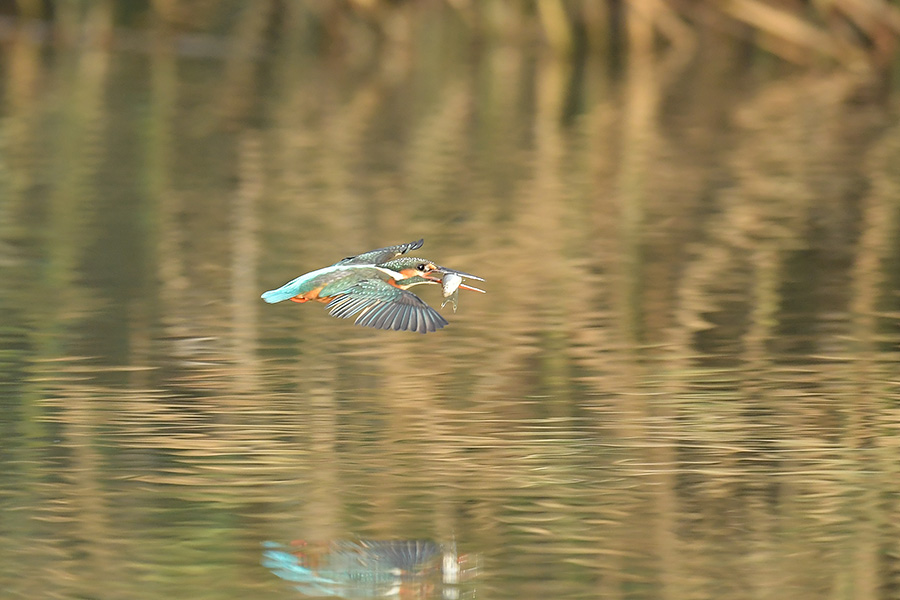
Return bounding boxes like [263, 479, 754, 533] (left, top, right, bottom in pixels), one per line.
[2, 9, 900, 600]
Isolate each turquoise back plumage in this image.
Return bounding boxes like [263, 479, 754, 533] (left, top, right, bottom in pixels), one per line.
[261, 265, 400, 304]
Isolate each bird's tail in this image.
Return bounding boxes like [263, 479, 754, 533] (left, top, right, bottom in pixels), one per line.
[261, 269, 326, 304]
[261, 286, 296, 303]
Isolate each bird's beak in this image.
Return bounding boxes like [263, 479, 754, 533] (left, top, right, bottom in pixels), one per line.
[458, 282, 486, 293]
[433, 266, 485, 282]
[430, 266, 486, 293]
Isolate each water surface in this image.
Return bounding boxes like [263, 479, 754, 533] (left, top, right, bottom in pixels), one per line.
[1, 10, 900, 600]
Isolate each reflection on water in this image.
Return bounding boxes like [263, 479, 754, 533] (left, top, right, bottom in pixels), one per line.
[2, 6, 900, 600]
[262, 539, 476, 599]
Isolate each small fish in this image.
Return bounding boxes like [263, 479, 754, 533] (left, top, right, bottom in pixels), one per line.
[441, 273, 463, 312]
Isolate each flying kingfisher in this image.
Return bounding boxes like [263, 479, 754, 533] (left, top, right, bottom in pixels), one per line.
[261, 239, 484, 333]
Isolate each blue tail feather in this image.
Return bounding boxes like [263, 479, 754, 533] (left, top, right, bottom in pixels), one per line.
[261, 277, 304, 303]
[261, 271, 321, 303]
[261, 287, 295, 303]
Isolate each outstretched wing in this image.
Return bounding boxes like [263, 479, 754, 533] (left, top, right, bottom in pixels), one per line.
[333, 239, 424, 266]
[326, 279, 448, 334]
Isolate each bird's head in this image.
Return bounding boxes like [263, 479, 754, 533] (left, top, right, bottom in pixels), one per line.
[383, 257, 485, 291]
[382, 257, 442, 281]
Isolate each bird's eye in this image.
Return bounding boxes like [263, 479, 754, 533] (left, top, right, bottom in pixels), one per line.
[416, 263, 427, 271]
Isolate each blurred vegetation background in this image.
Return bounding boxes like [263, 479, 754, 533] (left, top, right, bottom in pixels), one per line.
[3, 0, 900, 73]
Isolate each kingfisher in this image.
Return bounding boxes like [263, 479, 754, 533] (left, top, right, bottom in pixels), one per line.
[261, 239, 484, 334]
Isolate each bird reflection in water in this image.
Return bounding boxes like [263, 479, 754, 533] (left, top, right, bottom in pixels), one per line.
[262, 539, 479, 599]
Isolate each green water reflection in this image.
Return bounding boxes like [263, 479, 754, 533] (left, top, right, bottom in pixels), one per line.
[2, 6, 900, 600]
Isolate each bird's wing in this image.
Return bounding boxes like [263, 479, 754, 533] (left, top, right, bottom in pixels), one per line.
[325, 279, 448, 334]
[332, 239, 424, 266]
